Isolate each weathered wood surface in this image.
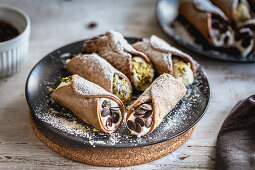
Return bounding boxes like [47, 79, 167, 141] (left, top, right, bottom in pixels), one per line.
[0, 0, 254, 169]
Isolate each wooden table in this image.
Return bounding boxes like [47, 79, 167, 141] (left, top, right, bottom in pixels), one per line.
[0, 0, 254, 169]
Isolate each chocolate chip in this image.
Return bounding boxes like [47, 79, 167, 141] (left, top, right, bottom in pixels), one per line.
[101, 107, 110, 117]
[87, 22, 97, 29]
[112, 113, 119, 123]
[211, 15, 228, 33]
[219, 23, 228, 33]
[145, 117, 153, 128]
[224, 36, 229, 45]
[250, 26, 255, 31]
[235, 32, 241, 41]
[140, 103, 152, 110]
[135, 122, 142, 133]
[135, 108, 147, 115]
[135, 117, 145, 127]
[127, 120, 136, 130]
[134, 113, 145, 117]
[143, 110, 153, 119]
[106, 117, 112, 127]
[212, 21, 220, 29]
[110, 107, 119, 112]
[102, 100, 111, 108]
[241, 38, 251, 48]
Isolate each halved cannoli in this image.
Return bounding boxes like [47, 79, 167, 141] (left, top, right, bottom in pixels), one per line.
[83, 31, 155, 91]
[126, 74, 187, 137]
[133, 35, 196, 86]
[234, 19, 255, 57]
[51, 74, 125, 133]
[211, 0, 251, 26]
[66, 53, 132, 104]
[179, 0, 234, 47]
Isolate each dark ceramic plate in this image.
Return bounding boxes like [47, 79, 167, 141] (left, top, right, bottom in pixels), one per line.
[25, 38, 210, 148]
[156, 0, 255, 62]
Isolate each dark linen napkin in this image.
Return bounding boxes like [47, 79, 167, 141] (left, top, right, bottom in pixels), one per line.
[216, 95, 255, 170]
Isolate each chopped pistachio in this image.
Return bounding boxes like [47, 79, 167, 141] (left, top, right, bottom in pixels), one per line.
[112, 74, 131, 104]
[131, 57, 154, 91]
[234, 2, 251, 22]
[61, 76, 72, 83]
[173, 60, 194, 86]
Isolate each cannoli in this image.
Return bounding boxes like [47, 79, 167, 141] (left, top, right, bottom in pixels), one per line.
[66, 53, 132, 104]
[211, 0, 251, 26]
[234, 19, 255, 57]
[179, 0, 234, 47]
[133, 35, 196, 86]
[126, 74, 187, 137]
[83, 31, 155, 91]
[51, 74, 125, 133]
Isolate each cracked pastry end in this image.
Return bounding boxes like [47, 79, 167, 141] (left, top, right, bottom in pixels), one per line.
[131, 56, 154, 91]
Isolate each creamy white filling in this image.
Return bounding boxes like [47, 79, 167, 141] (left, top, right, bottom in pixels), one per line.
[99, 98, 122, 131]
[127, 111, 151, 137]
[211, 29, 233, 47]
[66, 59, 70, 64]
[173, 63, 194, 86]
[234, 39, 253, 57]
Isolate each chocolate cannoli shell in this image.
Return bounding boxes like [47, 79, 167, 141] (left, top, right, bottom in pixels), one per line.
[133, 36, 173, 75]
[66, 53, 132, 96]
[211, 0, 250, 23]
[51, 74, 125, 133]
[133, 35, 196, 77]
[83, 31, 153, 86]
[179, 0, 227, 46]
[126, 74, 187, 135]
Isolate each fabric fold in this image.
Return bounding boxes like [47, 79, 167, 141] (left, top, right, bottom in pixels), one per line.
[216, 95, 255, 170]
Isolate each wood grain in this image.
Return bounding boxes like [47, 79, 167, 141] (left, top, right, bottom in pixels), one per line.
[0, 0, 255, 169]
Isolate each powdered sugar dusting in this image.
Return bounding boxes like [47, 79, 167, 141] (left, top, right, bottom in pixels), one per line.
[150, 35, 193, 61]
[107, 30, 138, 54]
[31, 61, 209, 147]
[72, 74, 112, 96]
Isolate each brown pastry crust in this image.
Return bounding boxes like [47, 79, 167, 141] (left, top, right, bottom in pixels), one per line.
[211, 0, 250, 24]
[66, 53, 132, 102]
[126, 74, 187, 136]
[179, 0, 228, 46]
[133, 35, 196, 77]
[51, 74, 125, 133]
[83, 31, 153, 88]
